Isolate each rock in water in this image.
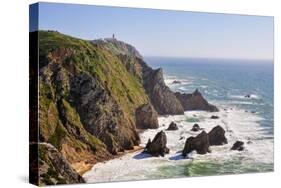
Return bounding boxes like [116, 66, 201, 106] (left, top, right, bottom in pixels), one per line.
[33, 142, 85, 185]
[210, 115, 219, 119]
[135, 103, 159, 129]
[208, 125, 228, 146]
[182, 131, 210, 157]
[175, 89, 219, 112]
[145, 131, 170, 157]
[231, 141, 245, 151]
[245, 94, 251, 98]
[166, 121, 179, 130]
[172, 80, 181, 84]
[191, 123, 201, 132]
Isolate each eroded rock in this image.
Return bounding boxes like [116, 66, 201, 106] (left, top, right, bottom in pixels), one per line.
[231, 141, 245, 151]
[136, 103, 159, 129]
[145, 131, 170, 157]
[208, 125, 228, 146]
[182, 131, 210, 157]
[166, 121, 179, 130]
[175, 89, 219, 112]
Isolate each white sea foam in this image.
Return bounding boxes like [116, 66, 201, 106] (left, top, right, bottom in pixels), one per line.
[229, 94, 260, 100]
[83, 104, 273, 183]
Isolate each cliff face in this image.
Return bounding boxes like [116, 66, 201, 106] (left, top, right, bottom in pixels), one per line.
[35, 31, 218, 185]
[31, 142, 85, 185]
[92, 39, 185, 115]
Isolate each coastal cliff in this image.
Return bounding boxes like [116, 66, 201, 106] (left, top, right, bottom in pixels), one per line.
[33, 31, 217, 185]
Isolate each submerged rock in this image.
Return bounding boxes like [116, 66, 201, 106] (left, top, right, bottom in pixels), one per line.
[172, 80, 181, 84]
[231, 141, 245, 151]
[135, 103, 159, 129]
[166, 121, 179, 130]
[145, 131, 170, 157]
[210, 115, 219, 119]
[182, 131, 210, 157]
[191, 123, 201, 132]
[208, 125, 228, 146]
[245, 94, 251, 98]
[175, 89, 219, 112]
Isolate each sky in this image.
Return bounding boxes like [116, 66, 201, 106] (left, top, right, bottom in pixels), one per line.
[30, 2, 274, 60]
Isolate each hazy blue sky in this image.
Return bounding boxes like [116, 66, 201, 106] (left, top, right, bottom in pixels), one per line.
[31, 2, 274, 60]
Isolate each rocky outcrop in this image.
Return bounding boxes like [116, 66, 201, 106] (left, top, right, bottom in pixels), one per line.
[182, 131, 210, 157]
[144, 131, 170, 157]
[210, 115, 219, 119]
[34, 142, 84, 185]
[135, 103, 159, 129]
[191, 123, 201, 132]
[166, 121, 179, 130]
[231, 141, 245, 151]
[175, 89, 218, 112]
[142, 68, 185, 115]
[208, 126, 228, 146]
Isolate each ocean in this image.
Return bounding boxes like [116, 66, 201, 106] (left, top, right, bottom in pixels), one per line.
[83, 57, 274, 183]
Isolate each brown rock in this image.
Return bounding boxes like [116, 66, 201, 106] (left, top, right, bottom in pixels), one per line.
[145, 131, 170, 157]
[143, 68, 185, 115]
[208, 125, 228, 146]
[182, 131, 210, 157]
[166, 121, 179, 130]
[191, 123, 201, 132]
[175, 89, 219, 112]
[135, 103, 159, 129]
[231, 141, 245, 151]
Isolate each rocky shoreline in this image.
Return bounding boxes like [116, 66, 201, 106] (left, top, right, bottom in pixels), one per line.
[35, 30, 221, 185]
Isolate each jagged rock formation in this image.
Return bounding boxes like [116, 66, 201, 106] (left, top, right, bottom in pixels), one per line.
[175, 89, 219, 112]
[208, 125, 228, 146]
[135, 103, 159, 129]
[142, 68, 185, 115]
[182, 131, 210, 157]
[166, 121, 179, 130]
[32, 142, 85, 185]
[144, 131, 170, 157]
[231, 141, 245, 151]
[34, 30, 219, 184]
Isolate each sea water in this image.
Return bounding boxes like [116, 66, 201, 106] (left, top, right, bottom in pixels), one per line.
[84, 57, 274, 183]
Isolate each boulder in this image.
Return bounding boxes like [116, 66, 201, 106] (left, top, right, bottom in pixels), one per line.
[175, 89, 219, 112]
[210, 115, 219, 119]
[231, 141, 245, 151]
[166, 121, 179, 130]
[191, 123, 201, 132]
[208, 125, 228, 146]
[135, 103, 159, 129]
[182, 131, 210, 157]
[144, 131, 170, 157]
